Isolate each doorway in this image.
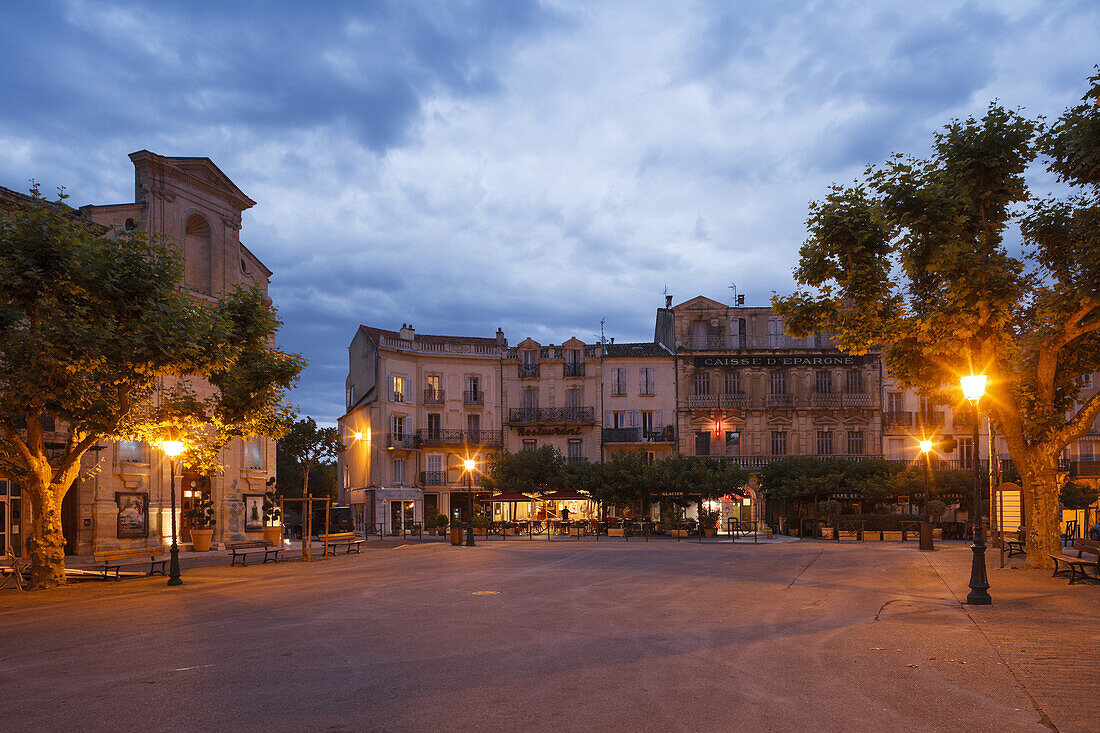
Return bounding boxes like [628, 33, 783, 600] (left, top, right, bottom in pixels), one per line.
[389, 500, 414, 535]
[180, 472, 210, 542]
[61, 484, 78, 554]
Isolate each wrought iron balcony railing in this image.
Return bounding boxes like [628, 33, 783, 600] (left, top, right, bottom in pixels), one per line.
[419, 471, 447, 486]
[688, 394, 718, 409]
[917, 411, 946, 428]
[508, 407, 595, 424]
[883, 411, 913, 427]
[603, 426, 675, 444]
[519, 364, 539, 379]
[416, 429, 503, 446]
[463, 390, 484, 407]
[423, 389, 445, 405]
[842, 393, 872, 408]
[766, 394, 793, 408]
[812, 393, 841, 409]
[386, 433, 418, 450]
[720, 393, 749, 409]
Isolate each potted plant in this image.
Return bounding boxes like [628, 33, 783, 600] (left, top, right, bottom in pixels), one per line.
[449, 514, 464, 545]
[700, 509, 719, 538]
[262, 490, 283, 545]
[818, 500, 842, 540]
[185, 494, 216, 551]
[925, 499, 947, 540]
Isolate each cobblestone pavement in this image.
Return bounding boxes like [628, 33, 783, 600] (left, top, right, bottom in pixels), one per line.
[1, 540, 1095, 732]
[922, 543, 1100, 733]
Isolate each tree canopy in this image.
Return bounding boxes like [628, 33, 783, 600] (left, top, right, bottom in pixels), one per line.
[278, 416, 342, 500]
[0, 186, 304, 588]
[773, 73, 1100, 566]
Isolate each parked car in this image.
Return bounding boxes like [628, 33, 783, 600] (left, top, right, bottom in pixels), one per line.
[283, 505, 354, 539]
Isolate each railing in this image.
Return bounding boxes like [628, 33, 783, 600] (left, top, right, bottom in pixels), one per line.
[883, 411, 913, 427]
[812, 393, 841, 408]
[564, 362, 585, 377]
[677, 334, 834, 350]
[505, 346, 601, 359]
[766, 394, 793, 408]
[386, 433, 418, 450]
[721, 393, 749, 409]
[519, 364, 539, 379]
[423, 389, 445, 405]
[917, 411, 946, 427]
[463, 390, 484, 406]
[843, 393, 872, 408]
[379, 335, 502, 356]
[603, 426, 674, 444]
[419, 471, 447, 486]
[689, 394, 750, 409]
[416, 429, 503, 446]
[508, 407, 595, 424]
[688, 394, 718, 409]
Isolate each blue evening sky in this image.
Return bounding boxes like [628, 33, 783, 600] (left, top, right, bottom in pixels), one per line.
[2, 1, 1096, 424]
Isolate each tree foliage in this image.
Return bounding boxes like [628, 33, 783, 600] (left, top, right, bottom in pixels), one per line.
[774, 73, 1100, 566]
[278, 416, 342, 501]
[0, 185, 304, 588]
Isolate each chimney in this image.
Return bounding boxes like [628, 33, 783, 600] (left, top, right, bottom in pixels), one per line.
[665, 295, 673, 308]
[610, 337, 614, 344]
[496, 327, 506, 346]
[399, 323, 414, 341]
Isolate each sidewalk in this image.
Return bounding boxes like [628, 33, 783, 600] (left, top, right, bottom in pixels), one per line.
[923, 543, 1100, 733]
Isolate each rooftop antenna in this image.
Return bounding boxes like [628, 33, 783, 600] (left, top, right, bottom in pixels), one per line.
[729, 282, 744, 306]
[599, 317, 607, 346]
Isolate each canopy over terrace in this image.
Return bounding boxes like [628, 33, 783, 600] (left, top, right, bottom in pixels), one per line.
[484, 489, 596, 521]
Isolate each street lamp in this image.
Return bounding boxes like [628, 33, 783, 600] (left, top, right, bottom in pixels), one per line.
[463, 458, 476, 547]
[158, 430, 186, 587]
[961, 374, 991, 605]
[919, 438, 933, 505]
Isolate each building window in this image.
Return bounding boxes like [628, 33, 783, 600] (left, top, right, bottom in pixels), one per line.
[817, 431, 833, 455]
[566, 388, 582, 415]
[886, 392, 904, 413]
[391, 415, 406, 439]
[613, 411, 627, 429]
[426, 375, 441, 400]
[343, 464, 349, 490]
[117, 440, 146, 464]
[769, 371, 786, 395]
[959, 437, 975, 468]
[466, 413, 480, 436]
[522, 388, 537, 410]
[390, 375, 408, 403]
[522, 439, 537, 452]
[427, 413, 441, 439]
[244, 437, 264, 469]
[611, 368, 627, 395]
[465, 375, 480, 398]
[346, 386, 354, 410]
[640, 368, 655, 395]
[641, 411, 654, 434]
[847, 431, 864, 455]
[695, 432, 710, 456]
[725, 431, 740, 454]
[771, 431, 787, 456]
[392, 458, 406, 485]
[725, 371, 742, 394]
[567, 440, 583, 462]
[694, 372, 710, 395]
[815, 371, 832, 394]
[768, 317, 784, 347]
[846, 370, 863, 393]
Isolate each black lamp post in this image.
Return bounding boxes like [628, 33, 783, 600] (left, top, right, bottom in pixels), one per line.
[159, 432, 185, 587]
[961, 375, 991, 605]
[464, 458, 476, 547]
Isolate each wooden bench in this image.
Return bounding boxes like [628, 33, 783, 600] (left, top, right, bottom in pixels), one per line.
[1004, 529, 1026, 558]
[226, 540, 283, 567]
[1048, 539, 1100, 585]
[318, 532, 364, 556]
[92, 547, 169, 581]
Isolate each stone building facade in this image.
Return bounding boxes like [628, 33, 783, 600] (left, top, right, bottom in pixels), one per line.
[0, 151, 277, 556]
[600, 342, 677, 462]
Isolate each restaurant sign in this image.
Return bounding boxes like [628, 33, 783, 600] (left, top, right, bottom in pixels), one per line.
[516, 426, 584, 437]
[695, 355, 867, 368]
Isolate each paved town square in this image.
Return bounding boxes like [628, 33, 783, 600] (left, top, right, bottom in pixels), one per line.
[4, 541, 1097, 732]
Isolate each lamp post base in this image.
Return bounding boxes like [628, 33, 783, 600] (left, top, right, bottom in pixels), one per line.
[965, 530, 991, 605]
[167, 541, 183, 586]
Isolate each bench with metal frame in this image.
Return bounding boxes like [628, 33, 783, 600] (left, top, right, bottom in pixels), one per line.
[225, 540, 283, 567]
[1048, 539, 1100, 585]
[318, 531, 364, 556]
[1, 548, 28, 590]
[1004, 528, 1026, 558]
[91, 547, 170, 580]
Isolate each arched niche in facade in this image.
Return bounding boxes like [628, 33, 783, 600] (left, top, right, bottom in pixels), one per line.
[183, 214, 213, 295]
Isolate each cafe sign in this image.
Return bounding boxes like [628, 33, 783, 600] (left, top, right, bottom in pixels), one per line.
[694, 355, 868, 368]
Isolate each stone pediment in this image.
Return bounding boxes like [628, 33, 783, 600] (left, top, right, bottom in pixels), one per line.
[674, 295, 727, 311]
[562, 336, 585, 347]
[130, 150, 255, 211]
[842, 414, 871, 426]
[811, 415, 840, 426]
[765, 413, 792, 426]
[517, 337, 541, 349]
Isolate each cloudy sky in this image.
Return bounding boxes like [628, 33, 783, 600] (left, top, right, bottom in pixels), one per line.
[2, 1, 1096, 424]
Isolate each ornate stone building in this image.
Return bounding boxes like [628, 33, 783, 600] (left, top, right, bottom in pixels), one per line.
[1, 151, 278, 556]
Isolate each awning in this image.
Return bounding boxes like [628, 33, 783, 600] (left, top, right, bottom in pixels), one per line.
[485, 491, 535, 502]
[540, 489, 591, 501]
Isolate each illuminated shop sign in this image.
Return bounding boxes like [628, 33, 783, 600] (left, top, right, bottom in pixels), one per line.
[694, 355, 868, 368]
[516, 427, 584, 436]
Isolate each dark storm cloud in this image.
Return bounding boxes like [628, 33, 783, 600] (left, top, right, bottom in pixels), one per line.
[1, 1, 1097, 424]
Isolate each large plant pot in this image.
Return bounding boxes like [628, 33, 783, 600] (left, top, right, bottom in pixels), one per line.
[190, 529, 214, 552]
[262, 526, 283, 545]
[608, 528, 625, 537]
[820, 528, 835, 540]
[450, 527, 464, 545]
[704, 528, 717, 538]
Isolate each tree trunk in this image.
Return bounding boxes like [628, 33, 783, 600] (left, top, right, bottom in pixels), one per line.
[27, 481, 67, 589]
[302, 462, 311, 499]
[1020, 461, 1062, 569]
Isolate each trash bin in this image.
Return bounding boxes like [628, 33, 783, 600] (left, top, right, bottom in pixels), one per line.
[919, 521, 934, 551]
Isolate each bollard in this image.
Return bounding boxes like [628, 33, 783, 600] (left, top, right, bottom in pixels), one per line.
[919, 521, 934, 552]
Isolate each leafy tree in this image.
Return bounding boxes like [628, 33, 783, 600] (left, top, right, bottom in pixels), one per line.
[277, 417, 342, 501]
[482, 446, 563, 494]
[774, 74, 1100, 566]
[1060, 480, 1099, 510]
[0, 186, 303, 588]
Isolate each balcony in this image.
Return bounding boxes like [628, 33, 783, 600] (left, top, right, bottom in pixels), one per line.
[419, 471, 447, 486]
[766, 394, 793, 408]
[386, 433, 418, 450]
[688, 394, 718, 409]
[519, 364, 539, 379]
[842, 393, 872, 409]
[883, 411, 913, 427]
[603, 426, 675, 444]
[917, 411, 946, 428]
[509, 407, 595, 424]
[677, 334, 833, 351]
[423, 389, 445, 406]
[564, 362, 585, 377]
[720, 393, 749, 409]
[812, 393, 841, 409]
[463, 390, 484, 407]
[416, 429, 503, 446]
